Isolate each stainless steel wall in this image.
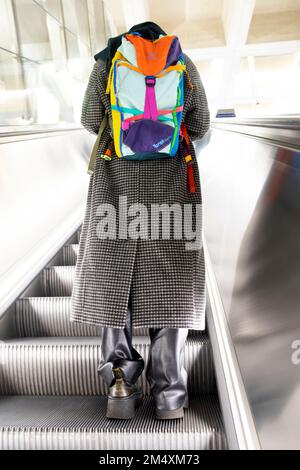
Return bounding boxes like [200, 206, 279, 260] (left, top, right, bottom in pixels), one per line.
[198, 119, 300, 449]
[0, 130, 93, 316]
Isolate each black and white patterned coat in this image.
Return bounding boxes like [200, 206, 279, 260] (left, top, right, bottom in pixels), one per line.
[70, 53, 210, 330]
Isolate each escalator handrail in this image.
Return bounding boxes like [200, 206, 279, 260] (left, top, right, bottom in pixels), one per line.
[211, 116, 300, 151]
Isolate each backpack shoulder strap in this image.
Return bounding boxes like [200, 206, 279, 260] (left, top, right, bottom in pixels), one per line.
[87, 109, 112, 175]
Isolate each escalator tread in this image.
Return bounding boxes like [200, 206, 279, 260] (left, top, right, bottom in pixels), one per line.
[0, 225, 227, 449]
[0, 395, 227, 450]
[0, 335, 215, 396]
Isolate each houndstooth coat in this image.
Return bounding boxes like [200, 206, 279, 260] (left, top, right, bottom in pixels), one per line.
[70, 53, 210, 330]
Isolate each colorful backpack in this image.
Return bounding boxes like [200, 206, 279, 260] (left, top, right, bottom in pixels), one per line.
[104, 32, 192, 161]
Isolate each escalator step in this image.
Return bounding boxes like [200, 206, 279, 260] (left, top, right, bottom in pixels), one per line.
[41, 266, 75, 296]
[62, 244, 79, 266]
[0, 336, 215, 396]
[0, 395, 227, 450]
[15, 297, 149, 337]
[1, 224, 226, 450]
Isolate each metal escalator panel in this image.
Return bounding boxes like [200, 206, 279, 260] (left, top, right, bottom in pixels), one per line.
[198, 117, 300, 450]
[0, 228, 227, 450]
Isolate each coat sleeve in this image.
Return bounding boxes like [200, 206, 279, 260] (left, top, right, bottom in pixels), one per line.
[81, 60, 107, 135]
[183, 53, 210, 142]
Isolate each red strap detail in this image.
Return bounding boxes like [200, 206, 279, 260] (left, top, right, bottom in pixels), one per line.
[160, 105, 183, 115]
[181, 123, 196, 193]
[187, 164, 196, 194]
[181, 122, 191, 151]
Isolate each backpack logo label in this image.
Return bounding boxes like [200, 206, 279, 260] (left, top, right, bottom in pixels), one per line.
[152, 135, 172, 149]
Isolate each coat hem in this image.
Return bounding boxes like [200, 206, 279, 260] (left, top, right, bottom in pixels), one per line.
[70, 313, 205, 331]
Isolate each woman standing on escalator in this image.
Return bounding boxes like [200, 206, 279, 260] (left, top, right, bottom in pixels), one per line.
[71, 21, 210, 420]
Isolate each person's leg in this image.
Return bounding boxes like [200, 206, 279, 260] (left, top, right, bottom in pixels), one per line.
[97, 295, 144, 419]
[146, 327, 189, 419]
[97, 311, 144, 386]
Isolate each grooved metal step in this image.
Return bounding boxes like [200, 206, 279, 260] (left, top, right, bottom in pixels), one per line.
[62, 244, 79, 266]
[0, 395, 227, 450]
[0, 335, 215, 396]
[0, 223, 227, 450]
[41, 266, 75, 296]
[15, 297, 149, 337]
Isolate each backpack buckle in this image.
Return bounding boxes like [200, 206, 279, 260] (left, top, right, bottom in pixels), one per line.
[145, 76, 156, 87]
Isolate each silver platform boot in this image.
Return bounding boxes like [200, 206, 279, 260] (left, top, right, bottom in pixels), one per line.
[106, 366, 143, 419]
[146, 327, 189, 420]
[97, 299, 144, 419]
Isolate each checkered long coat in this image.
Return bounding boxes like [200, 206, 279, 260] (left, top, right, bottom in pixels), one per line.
[70, 53, 210, 330]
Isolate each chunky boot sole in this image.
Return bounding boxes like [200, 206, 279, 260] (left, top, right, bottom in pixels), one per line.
[106, 391, 144, 419]
[183, 395, 189, 409]
[155, 405, 184, 420]
[155, 395, 188, 420]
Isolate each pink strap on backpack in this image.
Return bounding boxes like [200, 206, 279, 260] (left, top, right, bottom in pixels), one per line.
[144, 76, 158, 121]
